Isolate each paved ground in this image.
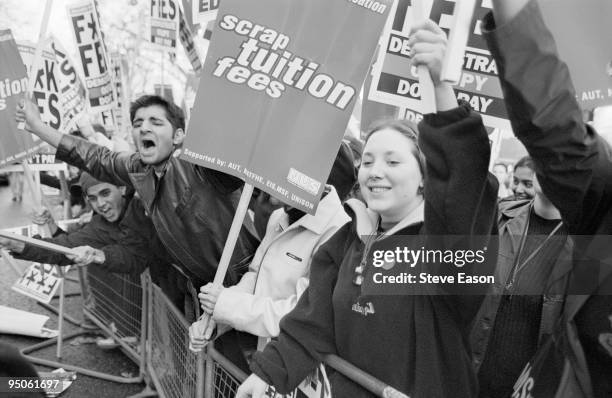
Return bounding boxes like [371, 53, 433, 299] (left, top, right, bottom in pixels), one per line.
[0, 184, 148, 398]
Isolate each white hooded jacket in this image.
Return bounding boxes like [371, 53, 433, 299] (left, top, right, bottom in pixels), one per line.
[212, 185, 350, 349]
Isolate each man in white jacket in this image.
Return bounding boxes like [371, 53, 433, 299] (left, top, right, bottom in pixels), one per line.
[196, 143, 356, 365]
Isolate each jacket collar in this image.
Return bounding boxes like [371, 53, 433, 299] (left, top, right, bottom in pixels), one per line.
[501, 200, 575, 292]
[127, 158, 179, 213]
[283, 185, 345, 235]
[499, 200, 532, 253]
[345, 198, 425, 242]
[128, 167, 156, 213]
[499, 198, 532, 218]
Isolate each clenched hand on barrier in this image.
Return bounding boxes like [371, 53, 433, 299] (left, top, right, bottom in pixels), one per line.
[66, 245, 105, 267]
[189, 282, 224, 351]
[236, 374, 269, 398]
[188, 317, 216, 352]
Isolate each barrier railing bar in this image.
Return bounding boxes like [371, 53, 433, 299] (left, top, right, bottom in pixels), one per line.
[323, 354, 410, 398]
[189, 278, 206, 398]
[204, 343, 214, 398]
[196, 348, 205, 398]
[139, 272, 149, 379]
[22, 331, 143, 384]
[56, 268, 65, 358]
[208, 346, 248, 382]
[145, 273, 160, 396]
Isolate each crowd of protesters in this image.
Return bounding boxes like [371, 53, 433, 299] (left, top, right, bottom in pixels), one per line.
[1, 0, 611, 397]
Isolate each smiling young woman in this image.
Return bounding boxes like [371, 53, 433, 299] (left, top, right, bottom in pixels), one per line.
[237, 20, 498, 398]
[359, 120, 425, 230]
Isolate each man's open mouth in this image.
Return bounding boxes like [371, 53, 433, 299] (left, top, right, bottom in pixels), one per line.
[141, 139, 156, 149]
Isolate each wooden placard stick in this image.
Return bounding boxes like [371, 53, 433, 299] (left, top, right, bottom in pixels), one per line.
[441, 0, 477, 84]
[17, 0, 54, 131]
[412, 0, 436, 114]
[0, 231, 77, 257]
[189, 183, 254, 351]
[18, 0, 54, 235]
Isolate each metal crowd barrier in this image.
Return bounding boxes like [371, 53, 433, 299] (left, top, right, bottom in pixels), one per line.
[22, 267, 146, 384]
[200, 345, 409, 398]
[143, 267, 409, 398]
[17, 258, 410, 397]
[82, 266, 146, 367]
[143, 269, 248, 398]
[205, 345, 248, 398]
[102, 267, 408, 398]
[81, 266, 147, 380]
[145, 272, 205, 398]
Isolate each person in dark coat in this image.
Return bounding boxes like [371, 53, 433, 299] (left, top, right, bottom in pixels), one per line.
[471, 169, 573, 397]
[0, 172, 151, 275]
[484, 1, 612, 396]
[16, 95, 258, 289]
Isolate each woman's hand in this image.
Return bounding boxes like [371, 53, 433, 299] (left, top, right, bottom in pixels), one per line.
[407, 19, 448, 87]
[198, 283, 224, 315]
[408, 19, 458, 111]
[236, 374, 269, 398]
[188, 317, 216, 352]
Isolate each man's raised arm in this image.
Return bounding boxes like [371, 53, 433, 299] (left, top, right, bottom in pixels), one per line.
[16, 98, 137, 188]
[16, 99, 63, 147]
